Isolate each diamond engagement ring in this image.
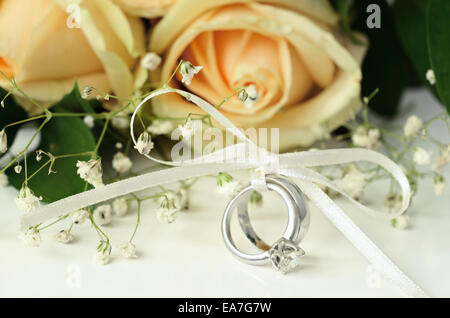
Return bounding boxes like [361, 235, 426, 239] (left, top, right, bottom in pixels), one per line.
[221, 176, 309, 274]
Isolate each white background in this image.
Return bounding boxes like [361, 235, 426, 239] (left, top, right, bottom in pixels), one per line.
[0, 88, 449, 298]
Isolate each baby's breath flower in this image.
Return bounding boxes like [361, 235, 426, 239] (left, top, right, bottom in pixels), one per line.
[76, 159, 104, 188]
[35, 150, 43, 162]
[147, 120, 174, 135]
[93, 204, 112, 225]
[94, 241, 111, 265]
[111, 116, 130, 130]
[433, 145, 450, 171]
[14, 164, 22, 174]
[239, 84, 259, 109]
[217, 173, 241, 198]
[351, 126, 380, 150]
[115, 142, 123, 150]
[141, 52, 162, 71]
[413, 147, 431, 165]
[392, 215, 410, 230]
[112, 197, 129, 217]
[433, 175, 446, 196]
[0, 173, 8, 188]
[119, 242, 137, 259]
[55, 230, 73, 244]
[112, 152, 132, 174]
[178, 119, 201, 140]
[403, 115, 423, 137]
[19, 227, 42, 247]
[157, 205, 178, 224]
[134, 132, 154, 155]
[337, 165, 365, 201]
[426, 69, 436, 86]
[15, 185, 42, 212]
[83, 115, 95, 128]
[82, 86, 94, 99]
[0, 129, 7, 154]
[179, 61, 203, 85]
[157, 194, 180, 224]
[70, 209, 89, 225]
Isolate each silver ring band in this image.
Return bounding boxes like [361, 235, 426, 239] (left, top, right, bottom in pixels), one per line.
[221, 176, 309, 273]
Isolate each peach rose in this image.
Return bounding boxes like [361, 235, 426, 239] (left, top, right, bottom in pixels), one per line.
[149, 0, 366, 150]
[113, 0, 176, 18]
[0, 0, 145, 113]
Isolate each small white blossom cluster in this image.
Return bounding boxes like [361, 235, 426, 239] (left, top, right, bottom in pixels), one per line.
[177, 118, 202, 140]
[15, 185, 42, 212]
[392, 215, 410, 230]
[141, 52, 162, 71]
[93, 204, 113, 225]
[351, 126, 381, 150]
[70, 208, 89, 224]
[147, 120, 174, 135]
[19, 227, 42, 247]
[112, 197, 129, 217]
[76, 159, 104, 188]
[337, 165, 366, 201]
[55, 230, 73, 244]
[404, 116, 423, 137]
[112, 152, 132, 174]
[119, 242, 137, 259]
[156, 189, 189, 224]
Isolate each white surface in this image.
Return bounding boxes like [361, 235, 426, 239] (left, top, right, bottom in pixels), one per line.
[0, 89, 449, 298]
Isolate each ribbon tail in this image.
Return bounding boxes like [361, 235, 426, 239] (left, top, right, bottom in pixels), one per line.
[296, 180, 429, 298]
[20, 163, 252, 230]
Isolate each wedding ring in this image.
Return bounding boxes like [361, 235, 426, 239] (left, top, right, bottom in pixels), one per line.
[221, 176, 309, 273]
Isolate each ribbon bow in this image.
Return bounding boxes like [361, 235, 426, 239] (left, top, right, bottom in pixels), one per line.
[21, 87, 428, 298]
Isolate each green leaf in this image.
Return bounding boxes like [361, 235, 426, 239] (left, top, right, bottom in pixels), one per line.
[353, 0, 409, 116]
[393, 0, 438, 96]
[7, 94, 96, 203]
[427, 0, 450, 113]
[0, 88, 28, 158]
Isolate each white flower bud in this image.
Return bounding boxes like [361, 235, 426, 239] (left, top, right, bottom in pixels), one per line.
[36, 150, 43, 162]
[112, 152, 132, 174]
[404, 116, 423, 137]
[14, 164, 22, 174]
[0, 129, 7, 154]
[112, 197, 129, 217]
[83, 115, 95, 128]
[179, 61, 203, 85]
[426, 69, 436, 86]
[55, 230, 73, 244]
[93, 204, 112, 225]
[141, 52, 162, 71]
[134, 132, 154, 155]
[413, 147, 431, 165]
[177, 119, 201, 140]
[351, 126, 380, 150]
[217, 173, 242, 198]
[392, 215, 410, 230]
[119, 242, 137, 259]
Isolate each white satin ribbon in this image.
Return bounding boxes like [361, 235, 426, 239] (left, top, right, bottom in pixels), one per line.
[21, 87, 428, 298]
